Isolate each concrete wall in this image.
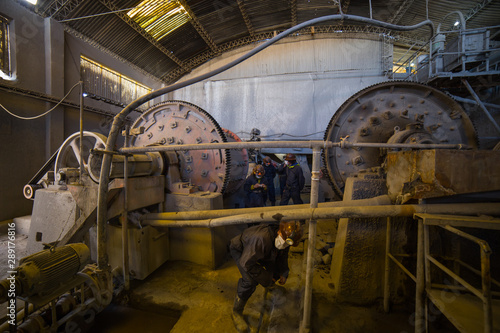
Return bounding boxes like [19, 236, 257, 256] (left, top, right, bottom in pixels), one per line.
[173, 35, 390, 155]
[0, 0, 163, 222]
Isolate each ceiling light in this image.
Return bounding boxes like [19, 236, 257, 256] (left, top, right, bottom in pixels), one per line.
[454, 21, 459, 26]
[25, 0, 37, 4]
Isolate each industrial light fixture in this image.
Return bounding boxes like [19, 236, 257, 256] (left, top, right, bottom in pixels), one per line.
[454, 21, 460, 26]
[24, 0, 37, 4]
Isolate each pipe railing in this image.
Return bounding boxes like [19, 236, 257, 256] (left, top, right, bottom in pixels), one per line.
[117, 140, 468, 154]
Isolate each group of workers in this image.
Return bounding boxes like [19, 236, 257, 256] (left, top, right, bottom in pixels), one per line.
[243, 153, 306, 208]
[230, 153, 306, 331]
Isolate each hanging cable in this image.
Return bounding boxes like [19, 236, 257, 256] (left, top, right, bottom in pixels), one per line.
[0, 81, 82, 120]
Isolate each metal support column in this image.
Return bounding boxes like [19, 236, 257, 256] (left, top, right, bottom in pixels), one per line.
[300, 147, 321, 333]
[384, 217, 392, 312]
[122, 127, 130, 291]
[416, 220, 425, 333]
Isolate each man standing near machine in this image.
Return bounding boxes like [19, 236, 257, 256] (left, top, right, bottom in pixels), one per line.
[229, 221, 303, 331]
[244, 164, 269, 208]
[262, 156, 277, 206]
[278, 153, 305, 205]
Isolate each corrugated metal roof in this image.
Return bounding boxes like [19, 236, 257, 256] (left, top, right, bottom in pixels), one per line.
[25, 0, 500, 84]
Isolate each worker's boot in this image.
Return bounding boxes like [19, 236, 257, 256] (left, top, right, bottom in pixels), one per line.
[232, 295, 249, 332]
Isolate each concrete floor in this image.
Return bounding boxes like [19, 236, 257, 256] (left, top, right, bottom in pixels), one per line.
[102, 252, 457, 333]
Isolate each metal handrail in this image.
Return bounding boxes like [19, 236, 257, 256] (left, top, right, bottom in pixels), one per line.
[424, 222, 493, 332]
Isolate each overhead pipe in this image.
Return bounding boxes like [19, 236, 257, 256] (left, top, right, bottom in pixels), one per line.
[97, 14, 434, 269]
[118, 140, 466, 155]
[142, 203, 500, 228]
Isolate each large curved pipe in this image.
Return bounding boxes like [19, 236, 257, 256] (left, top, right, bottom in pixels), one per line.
[97, 14, 435, 268]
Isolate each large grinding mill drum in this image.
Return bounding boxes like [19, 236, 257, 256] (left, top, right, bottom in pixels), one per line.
[322, 81, 478, 198]
[129, 101, 231, 193]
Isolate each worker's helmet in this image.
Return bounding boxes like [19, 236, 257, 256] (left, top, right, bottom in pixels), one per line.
[279, 221, 303, 246]
[253, 165, 265, 179]
[263, 156, 272, 164]
[284, 153, 296, 161]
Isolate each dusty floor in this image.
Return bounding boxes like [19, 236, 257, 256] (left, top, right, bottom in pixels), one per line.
[100, 253, 458, 333]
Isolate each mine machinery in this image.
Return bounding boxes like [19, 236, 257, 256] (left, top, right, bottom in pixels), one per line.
[2, 11, 500, 333]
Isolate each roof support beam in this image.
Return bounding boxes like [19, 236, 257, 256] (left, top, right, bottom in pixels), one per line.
[177, 0, 219, 54]
[465, 0, 493, 21]
[98, 0, 188, 73]
[388, 0, 415, 24]
[341, 0, 351, 14]
[40, 0, 85, 20]
[237, 0, 255, 37]
[291, 0, 297, 27]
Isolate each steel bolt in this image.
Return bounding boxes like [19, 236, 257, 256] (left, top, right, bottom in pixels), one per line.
[147, 132, 153, 139]
[201, 170, 209, 177]
[167, 137, 174, 143]
[171, 122, 178, 129]
[185, 126, 192, 133]
[352, 156, 364, 166]
[359, 127, 370, 136]
[196, 137, 202, 143]
[201, 153, 208, 160]
[369, 117, 380, 125]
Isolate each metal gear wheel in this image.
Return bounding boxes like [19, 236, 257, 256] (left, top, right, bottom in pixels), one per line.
[323, 81, 478, 198]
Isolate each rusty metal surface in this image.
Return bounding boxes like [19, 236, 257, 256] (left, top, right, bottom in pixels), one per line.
[130, 101, 229, 193]
[323, 81, 478, 197]
[385, 150, 500, 203]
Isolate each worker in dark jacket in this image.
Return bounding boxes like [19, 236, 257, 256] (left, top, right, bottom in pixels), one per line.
[229, 221, 303, 331]
[278, 153, 305, 205]
[262, 156, 277, 206]
[244, 165, 269, 208]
